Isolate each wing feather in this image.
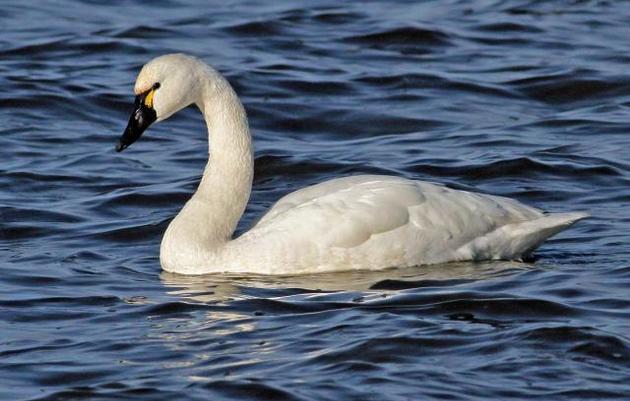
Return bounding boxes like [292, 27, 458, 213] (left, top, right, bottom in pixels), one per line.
[250, 175, 542, 251]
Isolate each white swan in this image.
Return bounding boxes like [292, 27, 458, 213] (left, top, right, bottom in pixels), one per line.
[116, 54, 587, 275]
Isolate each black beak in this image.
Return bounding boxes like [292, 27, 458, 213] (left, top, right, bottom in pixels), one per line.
[116, 92, 157, 152]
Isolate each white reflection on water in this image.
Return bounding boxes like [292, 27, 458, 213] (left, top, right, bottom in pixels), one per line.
[160, 260, 529, 303]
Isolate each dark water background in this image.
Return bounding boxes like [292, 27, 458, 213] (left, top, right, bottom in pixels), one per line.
[1, 1, 629, 400]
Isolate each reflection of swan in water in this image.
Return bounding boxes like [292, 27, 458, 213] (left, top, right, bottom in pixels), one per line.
[117, 54, 587, 275]
[160, 261, 529, 303]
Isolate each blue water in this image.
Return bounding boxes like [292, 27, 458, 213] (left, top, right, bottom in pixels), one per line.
[1, 1, 629, 400]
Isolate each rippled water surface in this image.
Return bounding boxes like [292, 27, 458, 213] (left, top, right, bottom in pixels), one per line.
[2, 1, 630, 400]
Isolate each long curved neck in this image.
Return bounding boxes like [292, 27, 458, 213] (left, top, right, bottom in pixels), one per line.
[196, 70, 254, 242]
[164, 69, 253, 253]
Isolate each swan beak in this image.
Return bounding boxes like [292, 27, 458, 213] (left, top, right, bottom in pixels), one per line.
[116, 93, 157, 152]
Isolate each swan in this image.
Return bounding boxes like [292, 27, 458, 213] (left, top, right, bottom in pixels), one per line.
[115, 53, 587, 275]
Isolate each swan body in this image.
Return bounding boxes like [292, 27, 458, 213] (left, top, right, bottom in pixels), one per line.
[117, 54, 587, 275]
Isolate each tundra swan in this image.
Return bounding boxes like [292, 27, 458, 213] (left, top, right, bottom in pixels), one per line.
[116, 54, 587, 275]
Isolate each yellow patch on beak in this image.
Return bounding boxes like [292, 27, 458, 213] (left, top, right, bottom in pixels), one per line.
[144, 88, 155, 109]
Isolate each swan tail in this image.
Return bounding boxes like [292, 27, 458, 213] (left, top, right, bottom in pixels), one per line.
[457, 212, 589, 261]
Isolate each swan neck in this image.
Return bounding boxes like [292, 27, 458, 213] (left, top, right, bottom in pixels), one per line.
[197, 72, 253, 240]
[165, 69, 253, 254]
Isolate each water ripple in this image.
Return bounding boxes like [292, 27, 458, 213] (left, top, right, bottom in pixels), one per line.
[1, 1, 629, 400]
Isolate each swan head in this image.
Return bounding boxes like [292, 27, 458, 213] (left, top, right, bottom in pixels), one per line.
[116, 54, 204, 152]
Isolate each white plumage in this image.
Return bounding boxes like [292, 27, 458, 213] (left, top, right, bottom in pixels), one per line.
[119, 54, 587, 275]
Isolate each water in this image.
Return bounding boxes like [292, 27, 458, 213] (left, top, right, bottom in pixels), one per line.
[1, 0, 629, 399]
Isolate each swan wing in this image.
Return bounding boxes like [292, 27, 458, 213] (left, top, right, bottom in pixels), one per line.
[254, 175, 389, 227]
[250, 175, 543, 250]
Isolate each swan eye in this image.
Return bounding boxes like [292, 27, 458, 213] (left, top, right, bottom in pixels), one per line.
[143, 82, 160, 108]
